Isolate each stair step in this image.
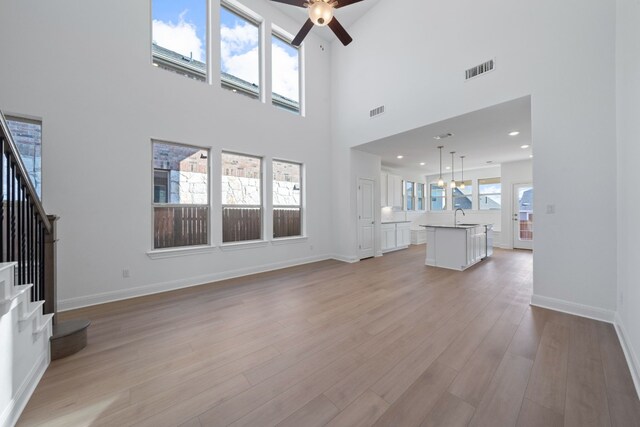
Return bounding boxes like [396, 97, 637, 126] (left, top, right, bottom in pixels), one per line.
[34, 313, 54, 336]
[20, 299, 44, 321]
[51, 319, 91, 360]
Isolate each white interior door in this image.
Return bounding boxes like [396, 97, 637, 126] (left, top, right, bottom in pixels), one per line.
[357, 178, 375, 259]
[513, 183, 533, 250]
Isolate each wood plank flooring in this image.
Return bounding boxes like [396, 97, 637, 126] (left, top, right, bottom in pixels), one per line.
[17, 246, 640, 427]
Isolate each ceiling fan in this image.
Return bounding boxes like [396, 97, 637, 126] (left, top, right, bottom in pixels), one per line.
[270, 0, 363, 46]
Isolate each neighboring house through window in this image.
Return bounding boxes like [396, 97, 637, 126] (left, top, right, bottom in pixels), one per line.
[430, 184, 446, 211]
[479, 177, 502, 210]
[452, 180, 472, 209]
[152, 141, 209, 249]
[5, 116, 42, 198]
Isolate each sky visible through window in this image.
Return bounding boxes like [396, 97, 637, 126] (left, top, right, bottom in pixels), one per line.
[152, 1, 300, 102]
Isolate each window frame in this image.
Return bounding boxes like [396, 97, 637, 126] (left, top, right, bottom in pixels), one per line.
[429, 183, 447, 211]
[416, 183, 425, 211]
[150, 0, 208, 82]
[478, 177, 502, 210]
[220, 0, 264, 101]
[272, 159, 304, 239]
[221, 150, 264, 244]
[5, 114, 43, 200]
[404, 180, 415, 211]
[151, 139, 211, 250]
[452, 180, 473, 210]
[270, 27, 303, 115]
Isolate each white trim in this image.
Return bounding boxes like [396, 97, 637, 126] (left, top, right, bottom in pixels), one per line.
[530, 294, 616, 323]
[330, 254, 359, 264]
[58, 254, 331, 311]
[0, 347, 49, 427]
[220, 240, 270, 251]
[614, 313, 640, 400]
[147, 245, 216, 260]
[271, 236, 308, 245]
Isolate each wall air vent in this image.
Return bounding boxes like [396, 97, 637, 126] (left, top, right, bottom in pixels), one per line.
[370, 105, 385, 118]
[465, 59, 495, 80]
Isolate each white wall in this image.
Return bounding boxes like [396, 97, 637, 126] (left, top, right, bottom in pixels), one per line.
[331, 0, 618, 315]
[616, 0, 640, 394]
[0, 0, 334, 310]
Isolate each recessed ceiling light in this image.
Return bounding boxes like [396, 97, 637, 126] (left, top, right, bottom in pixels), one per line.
[420, 162, 426, 166]
[509, 131, 520, 136]
[521, 144, 530, 149]
[397, 155, 404, 159]
[446, 166, 451, 170]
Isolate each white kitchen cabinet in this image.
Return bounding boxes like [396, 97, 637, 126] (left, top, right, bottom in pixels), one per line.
[380, 172, 388, 207]
[381, 223, 396, 252]
[381, 222, 411, 253]
[380, 173, 403, 208]
[397, 223, 411, 247]
[423, 225, 490, 270]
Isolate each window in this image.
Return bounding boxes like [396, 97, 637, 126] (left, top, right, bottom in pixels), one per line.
[152, 0, 207, 81]
[430, 184, 446, 211]
[220, 5, 261, 99]
[452, 180, 472, 209]
[405, 181, 415, 211]
[479, 178, 501, 210]
[271, 34, 300, 114]
[273, 160, 302, 238]
[5, 117, 42, 198]
[222, 152, 262, 242]
[416, 183, 425, 210]
[152, 141, 209, 249]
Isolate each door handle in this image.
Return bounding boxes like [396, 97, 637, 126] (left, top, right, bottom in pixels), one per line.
[371, 221, 375, 225]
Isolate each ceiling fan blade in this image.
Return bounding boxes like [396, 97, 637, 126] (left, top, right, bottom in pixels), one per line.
[292, 19, 315, 46]
[335, 0, 364, 8]
[269, 0, 307, 7]
[328, 17, 353, 46]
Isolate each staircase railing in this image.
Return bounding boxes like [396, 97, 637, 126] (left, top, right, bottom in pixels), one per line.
[0, 111, 57, 317]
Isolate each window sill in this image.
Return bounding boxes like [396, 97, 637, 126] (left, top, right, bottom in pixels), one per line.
[271, 236, 307, 245]
[147, 245, 216, 260]
[220, 240, 270, 251]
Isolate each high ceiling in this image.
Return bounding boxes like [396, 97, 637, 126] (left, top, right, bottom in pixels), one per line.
[354, 96, 533, 176]
[269, 0, 381, 42]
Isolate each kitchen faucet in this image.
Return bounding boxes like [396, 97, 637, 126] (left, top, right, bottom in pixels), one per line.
[454, 208, 465, 226]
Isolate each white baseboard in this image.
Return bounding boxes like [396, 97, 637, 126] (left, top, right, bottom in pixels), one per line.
[0, 349, 49, 427]
[330, 254, 359, 263]
[530, 294, 616, 323]
[59, 254, 333, 312]
[614, 313, 640, 400]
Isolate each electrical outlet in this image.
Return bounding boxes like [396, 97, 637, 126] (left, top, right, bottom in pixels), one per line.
[122, 269, 130, 279]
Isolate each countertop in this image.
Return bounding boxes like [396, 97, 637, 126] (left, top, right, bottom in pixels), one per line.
[420, 224, 492, 229]
[381, 221, 412, 224]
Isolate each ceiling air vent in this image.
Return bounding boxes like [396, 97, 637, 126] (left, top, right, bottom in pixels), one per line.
[370, 105, 385, 118]
[465, 59, 495, 80]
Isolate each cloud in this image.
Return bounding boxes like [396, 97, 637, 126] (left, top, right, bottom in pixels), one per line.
[272, 43, 299, 102]
[221, 22, 260, 85]
[153, 11, 204, 62]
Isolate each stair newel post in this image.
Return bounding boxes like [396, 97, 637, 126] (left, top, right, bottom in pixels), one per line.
[44, 215, 58, 322]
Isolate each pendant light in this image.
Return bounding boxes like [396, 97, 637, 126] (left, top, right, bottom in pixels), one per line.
[437, 146, 445, 187]
[459, 156, 466, 190]
[450, 152, 456, 189]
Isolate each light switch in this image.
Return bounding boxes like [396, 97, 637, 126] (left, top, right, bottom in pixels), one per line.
[546, 204, 556, 214]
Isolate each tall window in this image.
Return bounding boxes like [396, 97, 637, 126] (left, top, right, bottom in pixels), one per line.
[222, 152, 263, 242]
[271, 34, 300, 114]
[430, 184, 446, 211]
[273, 160, 302, 238]
[6, 117, 42, 198]
[416, 183, 425, 210]
[152, 141, 209, 249]
[452, 181, 472, 209]
[220, 5, 261, 99]
[151, 0, 207, 81]
[405, 181, 415, 211]
[479, 178, 501, 210]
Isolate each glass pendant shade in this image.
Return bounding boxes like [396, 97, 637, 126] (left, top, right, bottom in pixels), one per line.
[437, 178, 444, 187]
[450, 180, 456, 189]
[309, 1, 333, 26]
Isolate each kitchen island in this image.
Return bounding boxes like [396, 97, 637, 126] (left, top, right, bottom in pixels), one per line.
[420, 224, 493, 270]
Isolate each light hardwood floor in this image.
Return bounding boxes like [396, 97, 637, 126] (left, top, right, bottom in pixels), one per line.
[18, 246, 640, 427]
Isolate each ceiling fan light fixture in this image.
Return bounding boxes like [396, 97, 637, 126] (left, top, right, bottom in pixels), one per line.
[308, 0, 334, 26]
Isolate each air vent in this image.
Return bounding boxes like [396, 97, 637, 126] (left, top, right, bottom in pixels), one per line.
[465, 59, 495, 80]
[370, 105, 385, 118]
[434, 133, 454, 140]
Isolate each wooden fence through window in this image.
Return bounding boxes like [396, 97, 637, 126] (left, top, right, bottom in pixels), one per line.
[154, 206, 208, 249]
[273, 208, 301, 238]
[222, 207, 262, 243]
